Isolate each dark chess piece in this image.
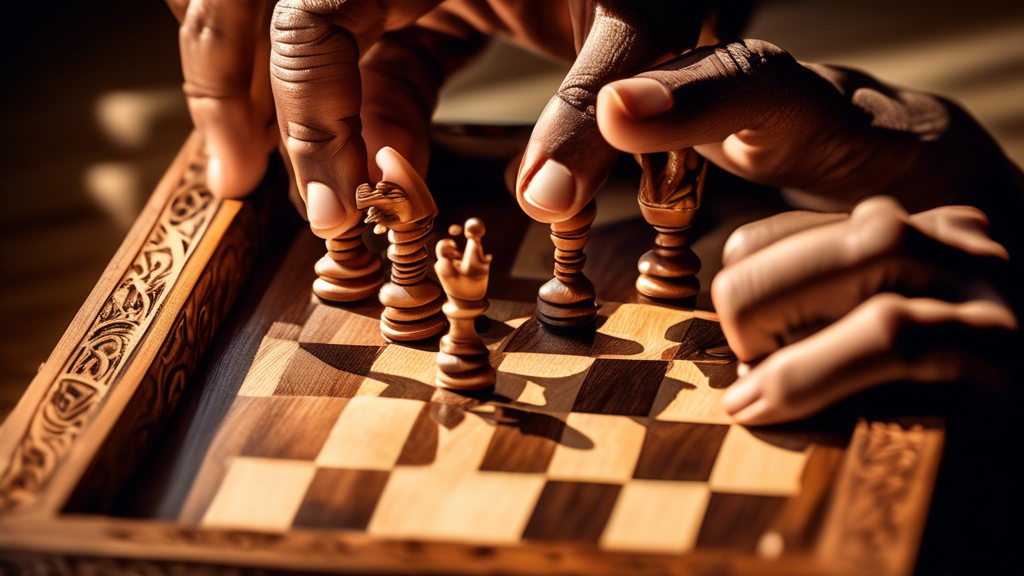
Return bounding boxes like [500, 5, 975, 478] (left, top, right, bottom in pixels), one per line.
[536, 201, 599, 329]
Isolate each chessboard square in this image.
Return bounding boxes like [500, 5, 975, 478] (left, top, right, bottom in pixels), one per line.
[596, 303, 694, 360]
[299, 303, 387, 346]
[695, 492, 786, 551]
[649, 360, 732, 424]
[240, 397, 348, 460]
[266, 321, 302, 341]
[201, 457, 316, 531]
[360, 344, 439, 400]
[396, 405, 496, 472]
[238, 337, 301, 397]
[368, 469, 546, 544]
[708, 425, 809, 496]
[315, 397, 426, 470]
[502, 317, 643, 358]
[495, 352, 593, 413]
[522, 481, 621, 542]
[572, 359, 668, 416]
[547, 413, 646, 483]
[599, 480, 711, 554]
[275, 344, 384, 397]
[478, 408, 567, 473]
[633, 421, 730, 481]
[292, 468, 391, 530]
[668, 317, 732, 362]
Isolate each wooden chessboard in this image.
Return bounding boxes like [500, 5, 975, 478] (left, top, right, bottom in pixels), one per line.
[0, 133, 943, 576]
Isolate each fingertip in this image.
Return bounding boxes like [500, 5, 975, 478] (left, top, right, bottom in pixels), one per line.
[721, 375, 761, 415]
[306, 182, 348, 237]
[604, 79, 673, 122]
[522, 159, 576, 214]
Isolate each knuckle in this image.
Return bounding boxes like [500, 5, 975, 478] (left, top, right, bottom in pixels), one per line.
[283, 119, 358, 156]
[860, 293, 908, 344]
[271, 2, 359, 84]
[848, 196, 910, 258]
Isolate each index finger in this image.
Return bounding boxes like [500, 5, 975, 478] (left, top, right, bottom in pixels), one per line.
[269, 0, 440, 239]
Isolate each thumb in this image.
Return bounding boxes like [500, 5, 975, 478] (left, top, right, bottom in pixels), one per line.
[516, 3, 704, 223]
[596, 40, 809, 155]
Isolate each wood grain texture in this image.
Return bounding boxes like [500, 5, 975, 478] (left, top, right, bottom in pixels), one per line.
[522, 481, 622, 542]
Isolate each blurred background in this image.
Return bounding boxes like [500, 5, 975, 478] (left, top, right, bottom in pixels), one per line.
[1, 0, 1022, 423]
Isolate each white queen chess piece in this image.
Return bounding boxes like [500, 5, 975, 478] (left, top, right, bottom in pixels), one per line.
[434, 218, 496, 390]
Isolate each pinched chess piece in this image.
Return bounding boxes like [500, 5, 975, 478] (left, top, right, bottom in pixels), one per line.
[635, 148, 707, 304]
[312, 222, 384, 303]
[434, 218, 496, 390]
[536, 201, 600, 329]
[355, 147, 445, 342]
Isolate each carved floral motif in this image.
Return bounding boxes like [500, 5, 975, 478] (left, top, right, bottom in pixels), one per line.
[835, 421, 928, 572]
[0, 150, 220, 512]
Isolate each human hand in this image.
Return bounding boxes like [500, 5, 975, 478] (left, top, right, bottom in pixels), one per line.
[709, 196, 1018, 425]
[594, 38, 1023, 222]
[169, 0, 280, 199]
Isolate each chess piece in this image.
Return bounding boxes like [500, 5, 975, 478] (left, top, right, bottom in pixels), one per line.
[312, 222, 384, 303]
[356, 147, 445, 342]
[536, 201, 599, 329]
[635, 148, 707, 304]
[434, 218, 496, 390]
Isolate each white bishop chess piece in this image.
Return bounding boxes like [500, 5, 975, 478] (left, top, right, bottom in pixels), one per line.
[434, 218, 496, 390]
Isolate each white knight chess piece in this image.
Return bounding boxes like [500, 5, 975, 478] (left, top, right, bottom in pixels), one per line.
[434, 218, 496, 390]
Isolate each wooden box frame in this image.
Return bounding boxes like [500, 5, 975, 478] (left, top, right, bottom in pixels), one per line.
[0, 134, 944, 576]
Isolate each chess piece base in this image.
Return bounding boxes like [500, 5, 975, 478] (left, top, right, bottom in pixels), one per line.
[635, 272, 699, 300]
[381, 312, 447, 342]
[436, 348, 495, 391]
[313, 271, 384, 303]
[536, 276, 599, 329]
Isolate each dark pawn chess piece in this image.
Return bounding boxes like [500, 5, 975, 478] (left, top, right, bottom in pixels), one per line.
[355, 147, 445, 342]
[435, 218, 496, 390]
[635, 149, 706, 306]
[536, 201, 599, 329]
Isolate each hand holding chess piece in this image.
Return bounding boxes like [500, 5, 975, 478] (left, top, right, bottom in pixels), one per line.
[356, 148, 446, 342]
[435, 218, 496, 390]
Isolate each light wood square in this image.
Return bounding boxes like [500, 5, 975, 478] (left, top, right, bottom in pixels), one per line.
[596, 303, 694, 360]
[650, 360, 732, 424]
[600, 480, 711, 553]
[315, 397, 425, 470]
[238, 337, 300, 397]
[495, 353, 593, 413]
[368, 468, 546, 544]
[201, 457, 316, 531]
[547, 413, 647, 483]
[426, 409, 497, 472]
[361, 344, 438, 394]
[708, 425, 809, 496]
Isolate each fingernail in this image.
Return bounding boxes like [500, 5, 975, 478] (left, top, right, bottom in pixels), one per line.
[306, 182, 346, 230]
[605, 78, 673, 121]
[722, 376, 760, 414]
[523, 159, 575, 213]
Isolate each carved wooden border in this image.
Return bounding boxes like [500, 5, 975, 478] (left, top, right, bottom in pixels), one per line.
[0, 134, 238, 514]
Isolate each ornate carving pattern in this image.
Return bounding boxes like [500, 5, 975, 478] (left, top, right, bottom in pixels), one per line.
[835, 421, 928, 572]
[0, 150, 221, 512]
[66, 205, 256, 512]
